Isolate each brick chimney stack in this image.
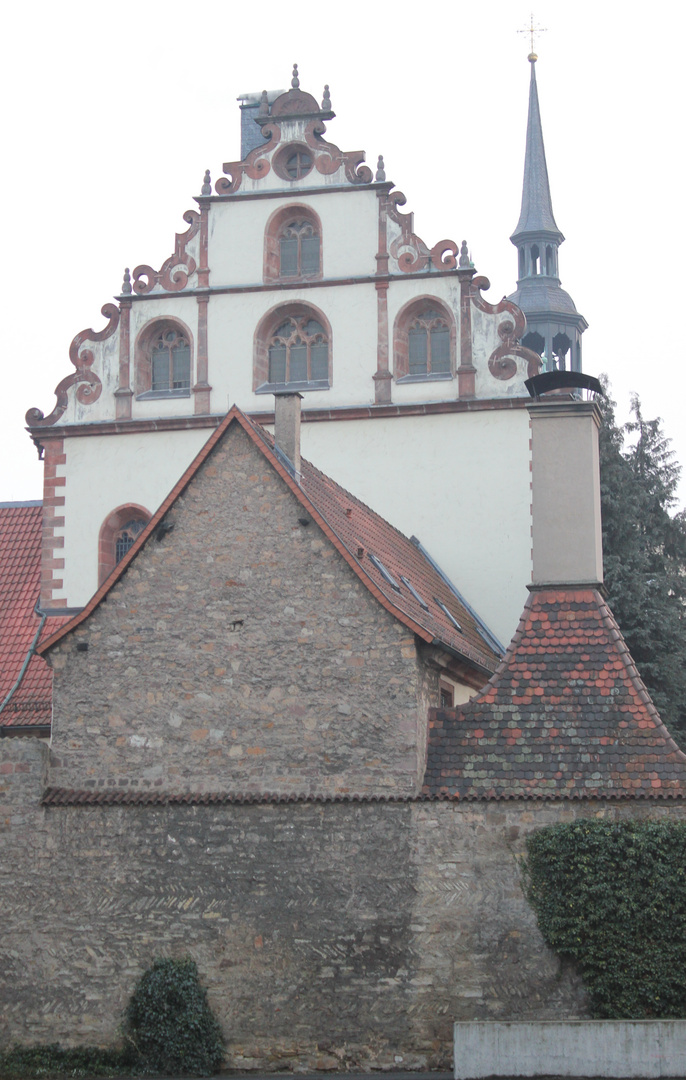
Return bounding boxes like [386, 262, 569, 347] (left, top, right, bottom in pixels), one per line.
[274, 392, 302, 475]
[528, 399, 603, 587]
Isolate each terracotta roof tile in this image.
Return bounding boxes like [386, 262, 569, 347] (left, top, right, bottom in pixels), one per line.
[0, 504, 67, 728]
[38, 408, 501, 674]
[423, 587, 686, 799]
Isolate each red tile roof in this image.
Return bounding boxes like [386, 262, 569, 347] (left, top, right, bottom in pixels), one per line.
[38, 407, 501, 675]
[0, 503, 67, 730]
[423, 587, 686, 799]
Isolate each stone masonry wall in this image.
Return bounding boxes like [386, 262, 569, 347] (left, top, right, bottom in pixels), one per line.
[4, 741, 683, 1070]
[47, 423, 431, 796]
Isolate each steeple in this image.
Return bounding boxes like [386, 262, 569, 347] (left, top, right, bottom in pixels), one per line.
[508, 54, 587, 373]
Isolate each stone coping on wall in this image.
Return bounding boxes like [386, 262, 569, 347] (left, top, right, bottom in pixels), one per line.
[41, 787, 686, 807]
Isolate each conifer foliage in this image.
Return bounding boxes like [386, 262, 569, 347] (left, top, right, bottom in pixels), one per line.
[598, 381, 686, 737]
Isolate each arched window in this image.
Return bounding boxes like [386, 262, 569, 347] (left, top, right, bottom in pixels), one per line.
[264, 204, 322, 282]
[98, 505, 151, 585]
[135, 318, 194, 400]
[393, 298, 456, 382]
[279, 221, 320, 277]
[268, 315, 328, 385]
[254, 303, 332, 392]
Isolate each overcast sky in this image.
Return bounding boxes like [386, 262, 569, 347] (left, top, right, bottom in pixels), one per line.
[2, 0, 684, 506]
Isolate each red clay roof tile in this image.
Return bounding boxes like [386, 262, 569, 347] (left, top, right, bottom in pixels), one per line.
[0, 503, 67, 728]
[423, 587, 686, 798]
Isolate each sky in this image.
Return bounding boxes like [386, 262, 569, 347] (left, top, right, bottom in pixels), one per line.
[2, 0, 684, 505]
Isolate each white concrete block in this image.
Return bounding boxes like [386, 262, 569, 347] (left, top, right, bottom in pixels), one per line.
[453, 1020, 686, 1078]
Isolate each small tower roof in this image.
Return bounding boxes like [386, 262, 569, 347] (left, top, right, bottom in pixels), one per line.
[511, 56, 564, 244]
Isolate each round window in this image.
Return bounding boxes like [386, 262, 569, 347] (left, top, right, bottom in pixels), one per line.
[274, 144, 314, 182]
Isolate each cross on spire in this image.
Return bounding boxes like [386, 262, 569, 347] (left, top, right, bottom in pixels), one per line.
[518, 12, 547, 60]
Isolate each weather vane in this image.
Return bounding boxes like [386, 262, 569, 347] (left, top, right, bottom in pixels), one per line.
[518, 12, 547, 59]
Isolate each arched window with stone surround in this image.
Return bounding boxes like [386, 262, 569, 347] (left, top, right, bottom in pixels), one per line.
[135, 318, 194, 400]
[393, 298, 456, 382]
[254, 303, 332, 393]
[263, 204, 322, 282]
[98, 505, 151, 585]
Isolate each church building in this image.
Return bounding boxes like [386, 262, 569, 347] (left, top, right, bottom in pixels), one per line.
[2, 61, 681, 1073]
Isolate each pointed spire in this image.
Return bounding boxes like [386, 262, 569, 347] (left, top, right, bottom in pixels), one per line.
[511, 56, 563, 243]
[122, 268, 132, 295]
[201, 169, 212, 196]
[375, 155, 386, 182]
[291, 63, 300, 89]
[321, 84, 331, 110]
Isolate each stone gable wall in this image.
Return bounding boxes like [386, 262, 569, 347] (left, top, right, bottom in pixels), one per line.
[3, 743, 681, 1072]
[47, 424, 430, 796]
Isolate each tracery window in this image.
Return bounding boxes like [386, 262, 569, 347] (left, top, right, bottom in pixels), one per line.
[135, 319, 194, 400]
[279, 221, 320, 277]
[264, 204, 322, 283]
[114, 519, 146, 564]
[268, 315, 329, 386]
[254, 303, 332, 392]
[151, 328, 191, 392]
[98, 505, 151, 586]
[408, 309, 451, 376]
[394, 299, 456, 382]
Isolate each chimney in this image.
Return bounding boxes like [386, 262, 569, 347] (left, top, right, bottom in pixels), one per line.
[236, 90, 286, 159]
[274, 392, 302, 476]
[528, 399, 603, 587]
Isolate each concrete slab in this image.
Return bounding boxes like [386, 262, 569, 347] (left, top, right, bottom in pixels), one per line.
[453, 1020, 686, 1078]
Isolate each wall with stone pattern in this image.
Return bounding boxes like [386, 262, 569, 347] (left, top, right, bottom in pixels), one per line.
[5, 737, 682, 1070]
[47, 423, 433, 797]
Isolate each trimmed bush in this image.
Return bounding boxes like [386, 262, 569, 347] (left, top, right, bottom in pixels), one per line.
[0, 1043, 134, 1078]
[124, 957, 223, 1076]
[525, 819, 686, 1018]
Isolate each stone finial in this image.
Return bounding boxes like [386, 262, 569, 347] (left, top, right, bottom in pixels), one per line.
[291, 63, 300, 89]
[201, 169, 212, 196]
[122, 267, 132, 294]
[321, 84, 331, 110]
[459, 240, 472, 268]
[258, 89, 269, 116]
[375, 155, 386, 182]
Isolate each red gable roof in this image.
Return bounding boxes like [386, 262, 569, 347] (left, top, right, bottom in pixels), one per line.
[423, 587, 686, 799]
[38, 407, 501, 675]
[0, 503, 67, 730]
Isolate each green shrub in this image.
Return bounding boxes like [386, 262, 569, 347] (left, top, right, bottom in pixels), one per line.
[0, 1043, 134, 1078]
[123, 957, 223, 1076]
[525, 819, 686, 1018]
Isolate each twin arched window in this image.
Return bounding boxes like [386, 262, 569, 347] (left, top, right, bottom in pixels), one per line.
[151, 327, 191, 392]
[264, 205, 322, 282]
[136, 319, 193, 399]
[279, 221, 320, 278]
[394, 299, 456, 382]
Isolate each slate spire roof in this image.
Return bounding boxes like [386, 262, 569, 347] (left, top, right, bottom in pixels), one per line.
[38, 407, 501, 677]
[423, 587, 686, 800]
[511, 58, 563, 244]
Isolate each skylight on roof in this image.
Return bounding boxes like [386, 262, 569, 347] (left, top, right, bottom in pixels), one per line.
[368, 553, 400, 592]
[400, 576, 429, 610]
[435, 599, 463, 633]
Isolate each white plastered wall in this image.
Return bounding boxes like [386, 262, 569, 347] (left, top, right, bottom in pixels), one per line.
[298, 408, 533, 647]
[208, 187, 380, 285]
[58, 428, 210, 607]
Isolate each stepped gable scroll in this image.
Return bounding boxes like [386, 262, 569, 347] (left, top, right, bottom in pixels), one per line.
[423, 586, 686, 799]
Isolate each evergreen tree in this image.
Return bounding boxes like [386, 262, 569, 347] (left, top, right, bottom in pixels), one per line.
[598, 381, 686, 738]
